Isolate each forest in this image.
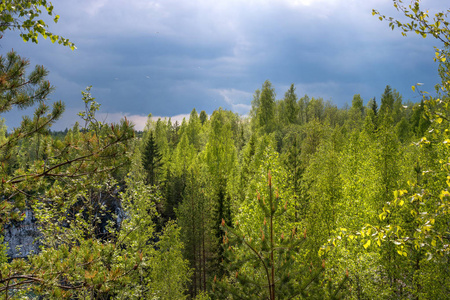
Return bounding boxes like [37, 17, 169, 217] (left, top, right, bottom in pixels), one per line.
[0, 0, 449, 299]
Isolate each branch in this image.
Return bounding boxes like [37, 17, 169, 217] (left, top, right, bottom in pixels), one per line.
[8, 134, 128, 184]
[225, 225, 272, 288]
[0, 275, 84, 292]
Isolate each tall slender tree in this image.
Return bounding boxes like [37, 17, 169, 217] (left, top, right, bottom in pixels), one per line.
[142, 132, 163, 185]
[283, 83, 299, 125]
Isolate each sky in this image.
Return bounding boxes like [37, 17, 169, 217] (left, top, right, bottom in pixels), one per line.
[1, 0, 447, 130]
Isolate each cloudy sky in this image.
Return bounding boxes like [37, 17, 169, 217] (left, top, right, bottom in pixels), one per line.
[2, 0, 447, 130]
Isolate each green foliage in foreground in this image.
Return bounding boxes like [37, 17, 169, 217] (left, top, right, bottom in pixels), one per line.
[0, 0, 75, 49]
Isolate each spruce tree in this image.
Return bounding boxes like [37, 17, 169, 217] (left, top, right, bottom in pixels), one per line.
[199, 110, 208, 125]
[142, 132, 163, 185]
[283, 83, 299, 125]
[379, 85, 394, 122]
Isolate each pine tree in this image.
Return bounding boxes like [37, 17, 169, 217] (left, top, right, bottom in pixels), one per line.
[214, 170, 348, 299]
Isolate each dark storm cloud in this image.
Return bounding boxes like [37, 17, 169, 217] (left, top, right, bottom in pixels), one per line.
[1, 0, 447, 130]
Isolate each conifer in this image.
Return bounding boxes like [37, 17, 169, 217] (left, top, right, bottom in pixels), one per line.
[141, 132, 163, 185]
[213, 171, 347, 299]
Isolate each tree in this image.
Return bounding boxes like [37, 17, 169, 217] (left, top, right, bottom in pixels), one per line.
[253, 80, 276, 134]
[199, 110, 208, 125]
[249, 89, 261, 124]
[371, 0, 450, 258]
[0, 5, 155, 296]
[146, 221, 192, 299]
[203, 108, 237, 194]
[306, 97, 325, 122]
[215, 167, 347, 299]
[298, 94, 309, 125]
[409, 100, 430, 137]
[201, 109, 238, 279]
[0, 2, 70, 231]
[186, 108, 202, 151]
[379, 85, 394, 119]
[331, 126, 385, 299]
[0, 90, 136, 297]
[177, 160, 216, 298]
[303, 126, 344, 257]
[347, 94, 364, 130]
[0, 50, 61, 223]
[282, 128, 304, 221]
[319, 3, 450, 299]
[107, 153, 191, 299]
[367, 97, 378, 129]
[142, 131, 163, 185]
[282, 83, 298, 125]
[162, 131, 194, 222]
[154, 117, 170, 158]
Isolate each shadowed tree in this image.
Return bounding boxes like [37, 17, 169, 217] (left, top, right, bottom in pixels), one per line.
[142, 132, 163, 185]
[199, 110, 208, 125]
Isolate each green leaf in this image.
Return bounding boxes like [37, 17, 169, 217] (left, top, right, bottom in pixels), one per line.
[363, 240, 371, 249]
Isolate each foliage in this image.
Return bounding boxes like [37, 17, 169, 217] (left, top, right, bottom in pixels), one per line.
[147, 221, 192, 299]
[0, 89, 135, 297]
[368, 0, 450, 258]
[215, 169, 348, 299]
[0, 0, 75, 49]
[373, 0, 449, 48]
[251, 80, 276, 134]
[317, 2, 450, 298]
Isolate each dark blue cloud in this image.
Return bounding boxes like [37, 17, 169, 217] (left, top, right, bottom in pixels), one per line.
[0, 0, 447, 130]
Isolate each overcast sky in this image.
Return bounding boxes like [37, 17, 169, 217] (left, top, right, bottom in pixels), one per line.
[1, 0, 447, 130]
